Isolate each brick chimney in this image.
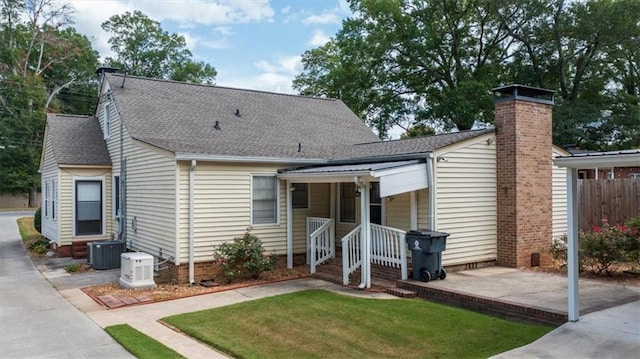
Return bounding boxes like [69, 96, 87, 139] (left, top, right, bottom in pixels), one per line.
[493, 85, 555, 268]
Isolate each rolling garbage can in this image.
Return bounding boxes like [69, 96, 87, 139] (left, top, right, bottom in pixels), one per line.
[406, 229, 449, 282]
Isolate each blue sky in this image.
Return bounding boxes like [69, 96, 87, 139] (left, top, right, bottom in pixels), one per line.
[69, 0, 350, 93]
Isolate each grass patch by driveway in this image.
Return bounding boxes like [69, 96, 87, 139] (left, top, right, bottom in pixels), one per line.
[17, 217, 40, 242]
[105, 324, 185, 359]
[163, 289, 553, 359]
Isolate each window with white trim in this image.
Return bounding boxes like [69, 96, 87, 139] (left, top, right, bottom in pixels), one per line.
[370, 182, 381, 225]
[340, 182, 356, 223]
[51, 179, 56, 220]
[75, 180, 103, 235]
[292, 183, 308, 209]
[44, 181, 49, 218]
[252, 175, 278, 225]
[103, 102, 111, 139]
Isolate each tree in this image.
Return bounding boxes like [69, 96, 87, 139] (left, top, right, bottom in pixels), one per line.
[400, 124, 436, 139]
[0, 0, 98, 202]
[295, 0, 513, 137]
[0, 74, 46, 195]
[102, 10, 217, 84]
[295, 0, 639, 149]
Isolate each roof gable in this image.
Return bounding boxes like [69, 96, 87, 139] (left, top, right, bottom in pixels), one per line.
[45, 114, 112, 166]
[105, 74, 380, 159]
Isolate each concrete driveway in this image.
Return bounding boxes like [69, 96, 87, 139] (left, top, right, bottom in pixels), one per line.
[0, 212, 133, 358]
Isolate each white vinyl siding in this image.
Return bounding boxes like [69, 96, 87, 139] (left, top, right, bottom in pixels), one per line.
[40, 133, 59, 242]
[385, 192, 411, 231]
[99, 87, 176, 257]
[435, 134, 497, 266]
[178, 162, 291, 264]
[552, 148, 568, 238]
[416, 188, 430, 229]
[251, 175, 279, 225]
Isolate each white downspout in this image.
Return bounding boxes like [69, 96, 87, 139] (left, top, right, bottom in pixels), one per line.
[427, 154, 436, 230]
[286, 181, 293, 269]
[188, 160, 197, 285]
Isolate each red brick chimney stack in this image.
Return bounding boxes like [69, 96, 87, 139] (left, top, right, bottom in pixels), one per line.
[494, 85, 555, 268]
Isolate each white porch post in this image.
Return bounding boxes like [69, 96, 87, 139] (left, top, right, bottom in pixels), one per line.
[567, 168, 579, 321]
[286, 181, 293, 269]
[361, 181, 372, 288]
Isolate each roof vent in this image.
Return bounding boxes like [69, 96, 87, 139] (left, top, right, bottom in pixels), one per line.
[235, 109, 241, 117]
[298, 143, 302, 152]
[214, 121, 221, 130]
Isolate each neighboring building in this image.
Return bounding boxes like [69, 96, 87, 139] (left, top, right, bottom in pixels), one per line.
[39, 73, 568, 286]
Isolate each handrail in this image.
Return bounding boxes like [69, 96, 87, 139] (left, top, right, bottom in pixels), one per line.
[309, 218, 335, 274]
[341, 225, 362, 285]
[370, 223, 408, 280]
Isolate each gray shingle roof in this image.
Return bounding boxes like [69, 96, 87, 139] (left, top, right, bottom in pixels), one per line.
[329, 129, 494, 161]
[105, 74, 381, 159]
[46, 114, 112, 166]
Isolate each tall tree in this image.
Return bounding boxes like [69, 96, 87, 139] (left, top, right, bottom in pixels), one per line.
[295, 0, 513, 137]
[0, 0, 98, 201]
[102, 10, 217, 84]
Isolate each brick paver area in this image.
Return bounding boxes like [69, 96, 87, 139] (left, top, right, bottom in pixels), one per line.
[97, 294, 153, 308]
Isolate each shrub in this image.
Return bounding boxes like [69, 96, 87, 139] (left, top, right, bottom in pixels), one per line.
[65, 263, 81, 273]
[213, 228, 277, 282]
[548, 235, 585, 272]
[28, 238, 49, 255]
[581, 221, 631, 275]
[33, 207, 42, 233]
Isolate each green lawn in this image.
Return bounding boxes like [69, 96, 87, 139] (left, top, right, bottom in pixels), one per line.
[16, 217, 40, 242]
[105, 324, 186, 359]
[163, 289, 553, 359]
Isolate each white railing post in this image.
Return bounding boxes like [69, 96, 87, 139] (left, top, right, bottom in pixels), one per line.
[400, 233, 407, 280]
[342, 239, 349, 285]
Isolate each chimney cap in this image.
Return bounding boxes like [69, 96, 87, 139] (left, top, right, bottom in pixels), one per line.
[492, 84, 555, 105]
[96, 67, 119, 76]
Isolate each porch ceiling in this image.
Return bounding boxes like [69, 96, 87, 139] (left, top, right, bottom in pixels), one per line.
[278, 159, 429, 197]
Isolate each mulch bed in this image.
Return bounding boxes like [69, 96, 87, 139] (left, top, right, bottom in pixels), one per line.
[82, 266, 311, 309]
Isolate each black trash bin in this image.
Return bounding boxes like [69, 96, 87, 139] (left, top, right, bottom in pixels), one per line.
[406, 229, 449, 282]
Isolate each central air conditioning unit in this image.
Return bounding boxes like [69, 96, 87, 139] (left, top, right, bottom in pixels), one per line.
[87, 241, 126, 270]
[118, 252, 156, 289]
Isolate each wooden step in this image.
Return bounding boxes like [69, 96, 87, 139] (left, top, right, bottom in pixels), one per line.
[386, 287, 417, 298]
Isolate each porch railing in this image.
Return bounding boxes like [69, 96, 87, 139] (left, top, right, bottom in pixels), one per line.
[341, 225, 362, 285]
[307, 217, 335, 274]
[370, 224, 408, 280]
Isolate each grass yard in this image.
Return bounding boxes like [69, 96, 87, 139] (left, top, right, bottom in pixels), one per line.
[17, 217, 40, 241]
[105, 324, 186, 359]
[163, 289, 553, 359]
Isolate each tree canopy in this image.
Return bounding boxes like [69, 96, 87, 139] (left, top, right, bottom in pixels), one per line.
[294, 0, 640, 149]
[102, 10, 217, 84]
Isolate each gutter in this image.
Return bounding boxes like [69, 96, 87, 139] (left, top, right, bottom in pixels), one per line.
[176, 153, 327, 165]
[188, 160, 197, 285]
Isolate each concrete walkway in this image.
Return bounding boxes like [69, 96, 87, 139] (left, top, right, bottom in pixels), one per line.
[0, 212, 134, 358]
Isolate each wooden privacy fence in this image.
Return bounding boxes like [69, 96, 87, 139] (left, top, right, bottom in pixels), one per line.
[577, 179, 640, 231]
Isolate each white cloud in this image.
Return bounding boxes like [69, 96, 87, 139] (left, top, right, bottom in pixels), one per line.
[67, 0, 274, 60]
[281, 6, 292, 14]
[308, 29, 330, 47]
[302, 12, 339, 25]
[179, 32, 199, 52]
[221, 55, 302, 94]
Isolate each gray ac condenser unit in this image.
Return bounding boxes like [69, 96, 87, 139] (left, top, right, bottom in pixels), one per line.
[87, 241, 126, 270]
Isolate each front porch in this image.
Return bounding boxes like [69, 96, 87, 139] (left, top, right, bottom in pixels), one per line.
[279, 159, 433, 289]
